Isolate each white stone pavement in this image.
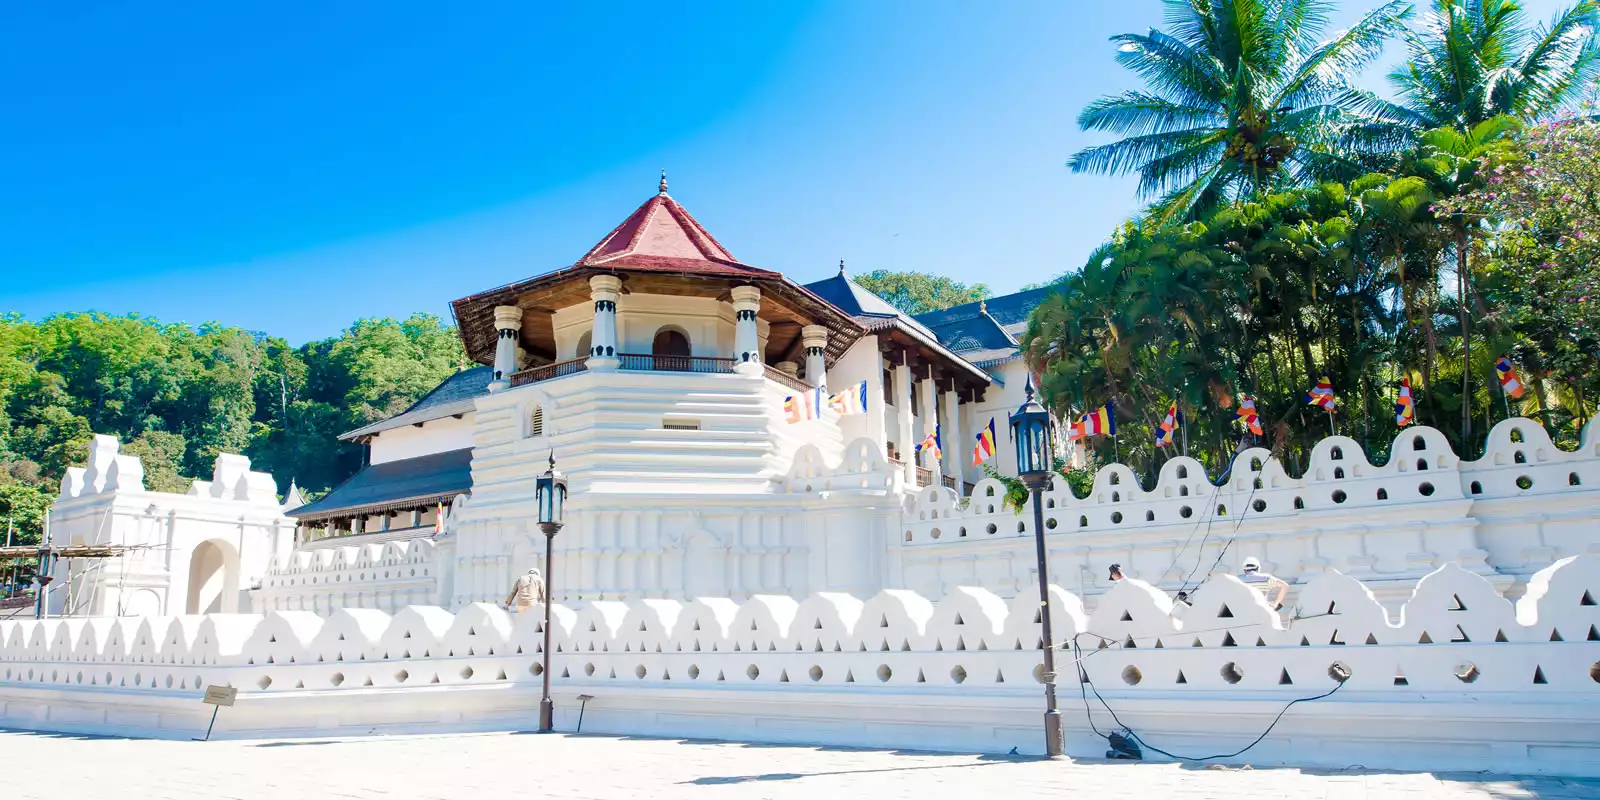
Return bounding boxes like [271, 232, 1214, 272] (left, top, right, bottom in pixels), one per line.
[1, 729, 1597, 800]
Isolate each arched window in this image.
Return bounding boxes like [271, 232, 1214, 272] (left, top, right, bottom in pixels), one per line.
[575, 331, 592, 360]
[652, 328, 691, 370]
[527, 405, 544, 438]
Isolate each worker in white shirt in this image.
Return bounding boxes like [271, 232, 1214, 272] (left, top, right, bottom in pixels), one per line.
[504, 568, 546, 613]
[1238, 557, 1288, 611]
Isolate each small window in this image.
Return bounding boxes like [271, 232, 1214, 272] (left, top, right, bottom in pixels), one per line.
[1177, 465, 1188, 479]
[883, 370, 895, 406]
[663, 417, 700, 430]
[527, 405, 544, 438]
[1413, 435, 1427, 451]
[1331, 446, 1344, 461]
[1470, 481, 1483, 495]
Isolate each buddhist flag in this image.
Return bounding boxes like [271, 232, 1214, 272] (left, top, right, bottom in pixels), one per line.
[1306, 377, 1338, 411]
[434, 503, 444, 534]
[972, 418, 997, 466]
[916, 425, 942, 461]
[1080, 403, 1115, 437]
[1395, 377, 1415, 428]
[1235, 394, 1263, 436]
[1495, 357, 1526, 399]
[1154, 401, 1181, 447]
[827, 380, 869, 416]
[783, 388, 824, 423]
[1066, 418, 1087, 441]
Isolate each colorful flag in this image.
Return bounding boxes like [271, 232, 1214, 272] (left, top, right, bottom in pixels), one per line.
[972, 418, 997, 466]
[827, 380, 869, 416]
[1080, 403, 1116, 437]
[434, 502, 444, 534]
[1066, 418, 1087, 441]
[1305, 377, 1338, 411]
[916, 425, 942, 462]
[1395, 377, 1415, 427]
[1154, 401, 1181, 447]
[1495, 357, 1526, 399]
[783, 387, 824, 423]
[1235, 394, 1263, 436]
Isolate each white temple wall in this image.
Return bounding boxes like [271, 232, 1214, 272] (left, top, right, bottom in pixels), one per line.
[2, 559, 1597, 776]
[896, 420, 1600, 610]
[368, 414, 475, 465]
[829, 336, 890, 454]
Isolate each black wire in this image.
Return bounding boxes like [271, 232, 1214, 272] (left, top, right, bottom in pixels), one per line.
[1070, 635, 1346, 762]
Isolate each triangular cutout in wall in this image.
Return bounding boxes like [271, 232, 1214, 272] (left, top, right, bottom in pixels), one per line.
[1175, 670, 1187, 684]
[1533, 666, 1548, 685]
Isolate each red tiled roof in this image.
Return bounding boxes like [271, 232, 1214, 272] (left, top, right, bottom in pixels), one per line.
[577, 190, 777, 277]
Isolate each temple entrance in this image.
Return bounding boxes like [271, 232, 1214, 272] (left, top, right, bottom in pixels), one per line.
[186, 539, 240, 614]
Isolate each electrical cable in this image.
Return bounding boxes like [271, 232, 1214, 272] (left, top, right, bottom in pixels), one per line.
[1071, 637, 1346, 762]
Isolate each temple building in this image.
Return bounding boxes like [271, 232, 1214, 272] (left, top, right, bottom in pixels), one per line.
[267, 176, 1042, 608]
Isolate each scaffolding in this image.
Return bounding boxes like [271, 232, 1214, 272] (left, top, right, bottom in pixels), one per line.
[0, 544, 139, 620]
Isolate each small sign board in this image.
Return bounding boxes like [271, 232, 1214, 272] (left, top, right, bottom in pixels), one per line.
[202, 685, 238, 707]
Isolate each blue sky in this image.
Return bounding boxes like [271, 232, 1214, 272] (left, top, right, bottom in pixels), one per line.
[1, 0, 1575, 343]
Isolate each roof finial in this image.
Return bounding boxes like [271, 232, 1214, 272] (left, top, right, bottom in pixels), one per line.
[838, 258, 847, 276]
[658, 169, 669, 196]
[979, 297, 988, 313]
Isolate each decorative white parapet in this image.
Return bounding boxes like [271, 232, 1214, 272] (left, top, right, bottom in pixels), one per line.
[881, 419, 1600, 603]
[1, 558, 1597, 775]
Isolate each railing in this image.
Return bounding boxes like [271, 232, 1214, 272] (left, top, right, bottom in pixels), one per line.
[762, 363, 813, 393]
[940, 474, 956, 490]
[889, 458, 937, 488]
[617, 353, 736, 373]
[509, 357, 588, 387]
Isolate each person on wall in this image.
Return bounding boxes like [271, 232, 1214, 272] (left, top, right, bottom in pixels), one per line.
[504, 568, 546, 614]
[1238, 557, 1288, 611]
[1108, 564, 1124, 582]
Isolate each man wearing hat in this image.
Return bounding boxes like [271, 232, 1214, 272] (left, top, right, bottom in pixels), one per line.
[1238, 557, 1288, 611]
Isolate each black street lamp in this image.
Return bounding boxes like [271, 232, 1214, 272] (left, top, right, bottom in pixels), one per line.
[1009, 378, 1063, 758]
[535, 451, 567, 733]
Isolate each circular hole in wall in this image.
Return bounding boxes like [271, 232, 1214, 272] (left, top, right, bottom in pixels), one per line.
[745, 665, 759, 680]
[1516, 476, 1534, 490]
[809, 665, 823, 682]
[1033, 664, 1046, 684]
[1111, 512, 1123, 524]
[1252, 499, 1266, 513]
[1590, 662, 1600, 684]
[584, 663, 595, 677]
[1121, 665, 1142, 686]
[688, 664, 700, 680]
[876, 664, 893, 682]
[393, 670, 408, 684]
[1179, 506, 1193, 518]
[985, 524, 998, 535]
[1454, 662, 1480, 683]
[1045, 518, 1057, 530]
[1418, 482, 1435, 497]
[930, 528, 941, 539]
[165, 675, 173, 689]
[1220, 662, 1243, 684]
[1332, 490, 1347, 504]
[331, 672, 345, 687]
[635, 665, 647, 679]
[256, 675, 273, 690]
[950, 665, 967, 684]
[529, 662, 544, 677]
[1327, 661, 1352, 683]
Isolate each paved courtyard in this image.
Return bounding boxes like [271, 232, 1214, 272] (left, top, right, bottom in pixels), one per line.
[1, 728, 1596, 799]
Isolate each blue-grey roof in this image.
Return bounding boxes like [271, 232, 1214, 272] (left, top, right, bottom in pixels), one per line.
[339, 366, 493, 441]
[913, 286, 1059, 339]
[289, 448, 474, 521]
[803, 272, 957, 355]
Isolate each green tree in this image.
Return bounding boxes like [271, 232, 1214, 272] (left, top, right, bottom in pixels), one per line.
[1389, 0, 1600, 131]
[852, 270, 990, 315]
[1068, 0, 1412, 221]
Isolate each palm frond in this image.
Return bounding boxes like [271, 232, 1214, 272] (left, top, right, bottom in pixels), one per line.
[1078, 92, 1225, 136]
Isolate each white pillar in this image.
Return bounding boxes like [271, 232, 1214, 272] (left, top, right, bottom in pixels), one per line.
[943, 384, 964, 488]
[894, 361, 915, 483]
[919, 368, 942, 480]
[490, 305, 523, 390]
[867, 349, 889, 459]
[801, 325, 828, 391]
[588, 275, 622, 371]
[732, 285, 763, 375]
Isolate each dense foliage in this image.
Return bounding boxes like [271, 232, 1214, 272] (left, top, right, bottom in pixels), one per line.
[0, 313, 470, 546]
[1031, 0, 1600, 485]
[851, 270, 990, 316]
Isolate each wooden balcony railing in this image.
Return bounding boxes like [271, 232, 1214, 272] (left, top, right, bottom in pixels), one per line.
[762, 363, 813, 393]
[617, 353, 736, 373]
[509, 357, 588, 387]
[888, 458, 937, 488]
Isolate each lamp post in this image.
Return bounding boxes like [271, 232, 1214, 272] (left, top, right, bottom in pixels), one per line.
[535, 451, 567, 733]
[1009, 378, 1063, 758]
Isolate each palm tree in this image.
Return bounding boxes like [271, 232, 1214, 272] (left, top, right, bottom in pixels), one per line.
[1068, 0, 1411, 222]
[1388, 0, 1600, 131]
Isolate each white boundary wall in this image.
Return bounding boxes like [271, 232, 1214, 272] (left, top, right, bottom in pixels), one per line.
[2, 558, 1597, 776]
